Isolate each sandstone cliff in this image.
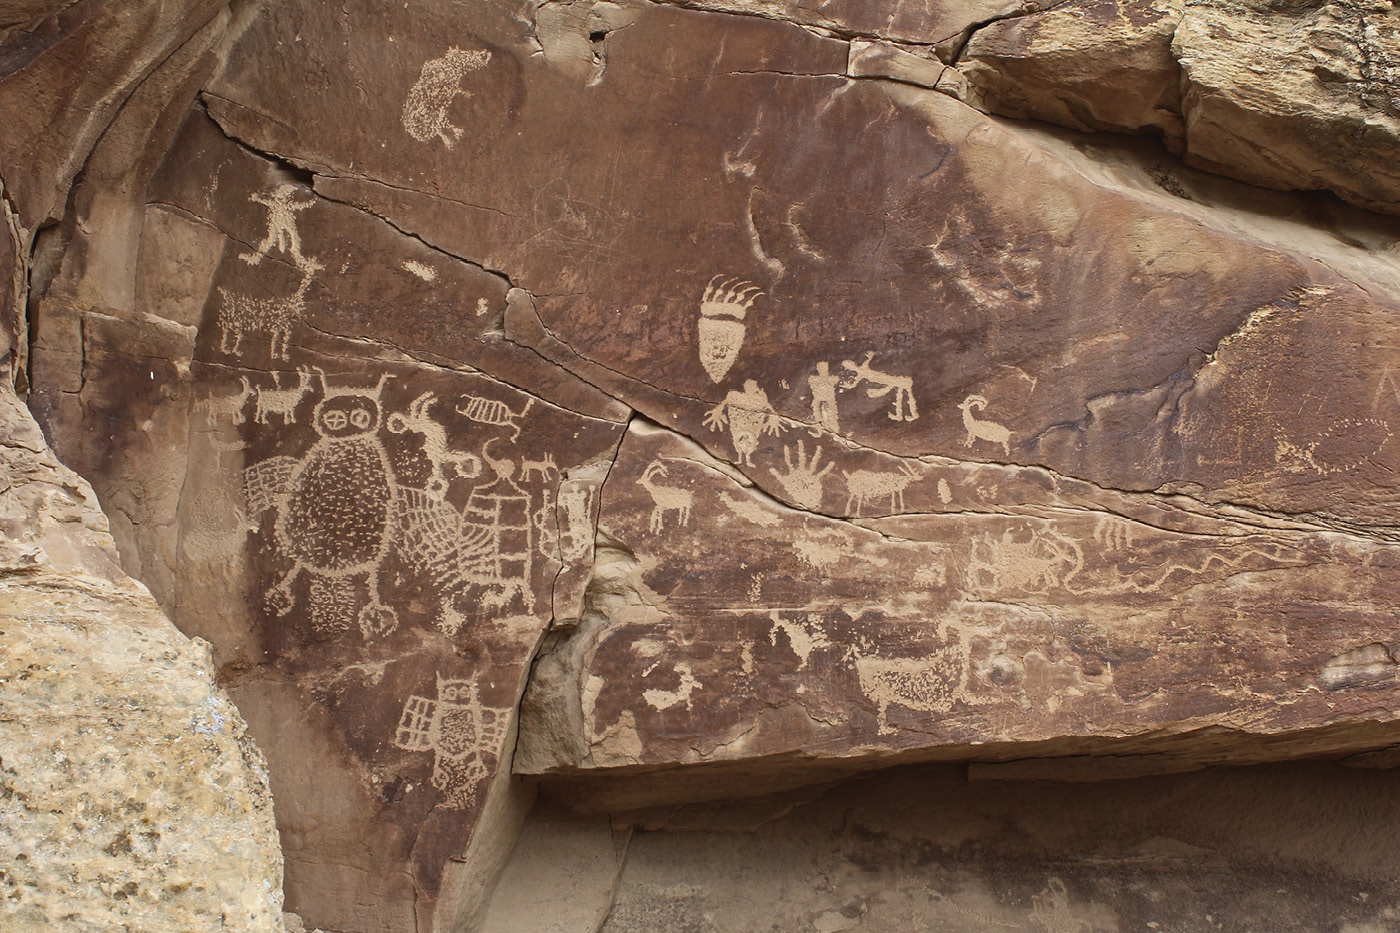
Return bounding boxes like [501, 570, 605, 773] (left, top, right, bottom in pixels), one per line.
[5, 0, 1400, 930]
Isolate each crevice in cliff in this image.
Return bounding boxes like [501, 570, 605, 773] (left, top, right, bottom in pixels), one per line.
[938, 1, 1076, 66]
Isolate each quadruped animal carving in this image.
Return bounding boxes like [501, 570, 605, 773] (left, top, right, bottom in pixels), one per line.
[252, 367, 321, 426]
[403, 47, 492, 148]
[217, 258, 323, 361]
[958, 394, 1011, 456]
[848, 640, 967, 734]
[637, 460, 693, 533]
[194, 376, 254, 428]
[842, 461, 919, 515]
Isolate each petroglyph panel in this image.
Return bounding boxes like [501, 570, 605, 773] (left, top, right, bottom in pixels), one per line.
[520, 418, 1400, 775]
[31, 1, 1400, 930]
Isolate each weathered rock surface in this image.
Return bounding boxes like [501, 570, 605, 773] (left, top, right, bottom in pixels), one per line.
[10, 0, 1400, 930]
[952, 0, 1400, 212]
[0, 387, 285, 932]
[486, 762, 1400, 933]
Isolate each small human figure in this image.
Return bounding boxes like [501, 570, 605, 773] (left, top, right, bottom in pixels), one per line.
[241, 184, 315, 269]
[808, 361, 841, 436]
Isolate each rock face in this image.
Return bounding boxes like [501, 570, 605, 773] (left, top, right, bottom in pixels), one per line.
[483, 762, 1400, 933]
[8, 0, 1400, 931]
[0, 388, 285, 932]
[953, 0, 1400, 212]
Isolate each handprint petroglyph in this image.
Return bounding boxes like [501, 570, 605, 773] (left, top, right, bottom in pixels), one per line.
[768, 439, 833, 511]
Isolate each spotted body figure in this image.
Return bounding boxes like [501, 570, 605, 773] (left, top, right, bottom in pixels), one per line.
[245, 374, 400, 637]
[394, 674, 506, 809]
[402, 47, 491, 148]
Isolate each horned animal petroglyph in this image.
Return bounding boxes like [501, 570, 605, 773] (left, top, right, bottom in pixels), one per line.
[520, 453, 558, 483]
[637, 460, 693, 533]
[194, 376, 254, 428]
[840, 351, 918, 422]
[958, 394, 1011, 456]
[253, 367, 320, 426]
[842, 461, 919, 515]
[217, 258, 322, 360]
[848, 645, 964, 734]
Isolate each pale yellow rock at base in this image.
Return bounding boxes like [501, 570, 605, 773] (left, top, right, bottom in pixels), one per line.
[0, 387, 285, 932]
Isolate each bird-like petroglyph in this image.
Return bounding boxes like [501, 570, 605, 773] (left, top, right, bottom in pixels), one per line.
[704, 379, 784, 467]
[697, 275, 762, 383]
[394, 674, 506, 809]
[402, 47, 491, 148]
[243, 375, 548, 639]
[244, 374, 401, 637]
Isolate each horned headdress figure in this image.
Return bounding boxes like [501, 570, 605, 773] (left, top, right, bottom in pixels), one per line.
[697, 275, 763, 383]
